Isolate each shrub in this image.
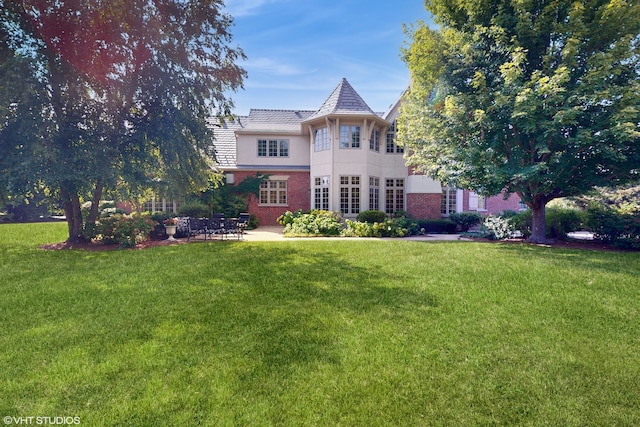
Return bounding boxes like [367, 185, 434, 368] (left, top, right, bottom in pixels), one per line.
[277, 209, 305, 226]
[449, 212, 483, 232]
[357, 210, 388, 224]
[416, 219, 457, 234]
[178, 201, 209, 218]
[509, 208, 585, 240]
[343, 220, 379, 237]
[546, 208, 585, 239]
[500, 210, 520, 219]
[587, 207, 640, 249]
[283, 210, 343, 236]
[509, 210, 532, 238]
[483, 216, 515, 240]
[95, 213, 154, 247]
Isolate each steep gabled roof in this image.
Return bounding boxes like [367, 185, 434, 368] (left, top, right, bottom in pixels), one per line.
[304, 78, 377, 121]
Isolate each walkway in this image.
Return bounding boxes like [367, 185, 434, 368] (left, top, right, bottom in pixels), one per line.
[241, 226, 472, 242]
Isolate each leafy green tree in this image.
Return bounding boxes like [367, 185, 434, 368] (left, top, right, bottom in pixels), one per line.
[399, 0, 640, 243]
[0, 0, 245, 242]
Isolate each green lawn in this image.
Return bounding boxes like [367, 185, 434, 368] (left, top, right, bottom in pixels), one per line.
[1, 222, 639, 426]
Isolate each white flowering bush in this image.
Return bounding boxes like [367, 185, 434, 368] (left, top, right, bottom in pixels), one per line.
[483, 215, 515, 240]
[282, 210, 343, 236]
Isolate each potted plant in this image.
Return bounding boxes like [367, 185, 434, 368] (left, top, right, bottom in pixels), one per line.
[163, 217, 178, 240]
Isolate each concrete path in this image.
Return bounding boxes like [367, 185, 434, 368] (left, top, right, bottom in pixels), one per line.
[241, 226, 472, 242]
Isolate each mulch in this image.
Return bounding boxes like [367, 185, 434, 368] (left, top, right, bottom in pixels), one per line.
[40, 238, 187, 251]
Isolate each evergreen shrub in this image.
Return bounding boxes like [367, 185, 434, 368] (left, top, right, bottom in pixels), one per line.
[449, 212, 483, 232]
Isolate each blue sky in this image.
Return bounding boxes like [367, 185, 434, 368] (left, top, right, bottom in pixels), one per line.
[223, 0, 433, 116]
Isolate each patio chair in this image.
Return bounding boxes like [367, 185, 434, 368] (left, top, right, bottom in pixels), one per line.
[224, 217, 242, 241]
[205, 217, 225, 240]
[236, 213, 250, 240]
[187, 217, 206, 242]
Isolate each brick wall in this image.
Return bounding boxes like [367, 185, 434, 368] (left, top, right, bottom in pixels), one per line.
[231, 170, 310, 226]
[485, 193, 523, 215]
[407, 193, 442, 219]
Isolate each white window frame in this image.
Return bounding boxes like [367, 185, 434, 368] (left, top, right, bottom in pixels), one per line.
[314, 176, 330, 210]
[340, 125, 361, 149]
[259, 180, 288, 206]
[385, 178, 404, 214]
[340, 176, 360, 214]
[369, 177, 380, 211]
[386, 120, 404, 154]
[370, 129, 380, 152]
[258, 139, 289, 157]
[314, 127, 330, 152]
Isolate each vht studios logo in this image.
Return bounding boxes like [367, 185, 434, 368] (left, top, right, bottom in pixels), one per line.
[3, 416, 80, 425]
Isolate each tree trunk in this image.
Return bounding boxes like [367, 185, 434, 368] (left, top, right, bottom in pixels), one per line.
[86, 178, 104, 224]
[528, 201, 548, 244]
[60, 186, 85, 243]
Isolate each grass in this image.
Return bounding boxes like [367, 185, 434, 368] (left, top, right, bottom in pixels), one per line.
[1, 222, 639, 426]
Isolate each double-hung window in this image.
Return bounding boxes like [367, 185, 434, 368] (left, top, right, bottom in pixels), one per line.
[340, 125, 360, 148]
[258, 139, 289, 157]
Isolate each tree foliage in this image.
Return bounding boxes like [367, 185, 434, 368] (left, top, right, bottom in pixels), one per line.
[399, 0, 640, 242]
[0, 0, 246, 241]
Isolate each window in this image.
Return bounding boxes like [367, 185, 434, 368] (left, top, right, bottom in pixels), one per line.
[142, 195, 182, 213]
[340, 125, 360, 148]
[386, 121, 404, 154]
[314, 127, 330, 151]
[314, 177, 329, 210]
[259, 180, 287, 205]
[369, 177, 379, 211]
[340, 176, 360, 214]
[258, 139, 289, 157]
[469, 192, 486, 211]
[441, 186, 457, 216]
[385, 179, 404, 214]
[369, 129, 380, 152]
[477, 195, 486, 210]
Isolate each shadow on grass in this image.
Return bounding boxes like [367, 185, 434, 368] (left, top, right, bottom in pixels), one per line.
[475, 240, 640, 276]
[176, 243, 438, 377]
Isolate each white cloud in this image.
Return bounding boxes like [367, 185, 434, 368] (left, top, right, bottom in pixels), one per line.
[224, 0, 287, 17]
[243, 57, 313, 77]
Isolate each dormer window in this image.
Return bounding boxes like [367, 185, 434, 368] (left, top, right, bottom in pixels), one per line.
[340, 125, 360, 149]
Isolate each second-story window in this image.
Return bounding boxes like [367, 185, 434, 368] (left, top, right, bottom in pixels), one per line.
[340, 125, 360, 149]
[370, 129, 380, 152]
[314, 128, 330, 151]
[258, 139, 289, 157]
[386, 121, 404, 154]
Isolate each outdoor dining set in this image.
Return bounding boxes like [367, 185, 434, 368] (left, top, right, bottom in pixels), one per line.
[174, 213, 250, 241]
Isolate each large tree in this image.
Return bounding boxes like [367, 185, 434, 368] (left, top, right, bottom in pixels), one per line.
[399, 0, 640, 243]
[0, 0, 245, 242]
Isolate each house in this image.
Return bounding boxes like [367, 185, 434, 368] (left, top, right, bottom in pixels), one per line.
[210, 78, 522, 226]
